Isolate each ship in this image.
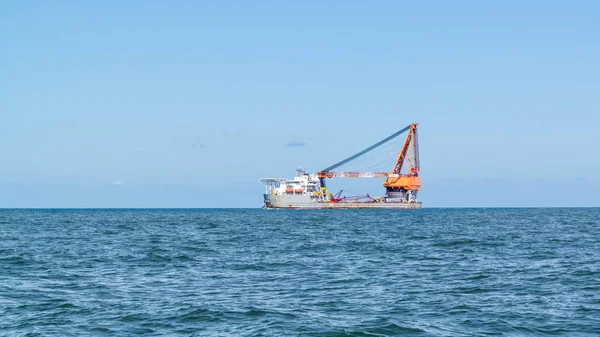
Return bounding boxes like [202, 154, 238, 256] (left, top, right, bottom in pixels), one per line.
[260, 123, 422, 209]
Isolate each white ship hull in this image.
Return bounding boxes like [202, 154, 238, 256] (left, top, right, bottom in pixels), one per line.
[263, 194, 422, 209]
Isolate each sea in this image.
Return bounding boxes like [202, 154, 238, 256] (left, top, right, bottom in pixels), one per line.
[1, 208, 599, 336]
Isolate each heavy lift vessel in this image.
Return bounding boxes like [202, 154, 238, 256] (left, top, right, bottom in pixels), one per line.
[260, 123, 422, 209]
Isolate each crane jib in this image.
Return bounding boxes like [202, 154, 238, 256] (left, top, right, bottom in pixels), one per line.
[321, 124, 411, 172]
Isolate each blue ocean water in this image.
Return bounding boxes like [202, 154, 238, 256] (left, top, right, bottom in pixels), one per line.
[0, 208, 599, 336]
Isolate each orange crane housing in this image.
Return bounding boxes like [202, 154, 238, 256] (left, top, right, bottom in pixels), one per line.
[383, 123, 420, 196]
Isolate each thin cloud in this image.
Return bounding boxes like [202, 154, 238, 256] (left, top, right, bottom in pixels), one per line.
[285, 141, 306, 148]
[111, 180, 125, 186]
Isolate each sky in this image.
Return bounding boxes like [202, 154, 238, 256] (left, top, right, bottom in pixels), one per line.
[1, 1, 599, 207]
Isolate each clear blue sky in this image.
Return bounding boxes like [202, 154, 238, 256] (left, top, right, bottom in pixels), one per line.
[1, 1, 598, 207]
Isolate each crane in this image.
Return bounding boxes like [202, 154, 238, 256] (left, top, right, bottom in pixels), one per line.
[316, 123, 421, 202]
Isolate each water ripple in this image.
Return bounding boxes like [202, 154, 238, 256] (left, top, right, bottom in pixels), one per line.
[0, 208, 599, 336]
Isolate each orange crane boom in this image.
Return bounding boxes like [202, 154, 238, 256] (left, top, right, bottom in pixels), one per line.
[316, 123, 421, 202]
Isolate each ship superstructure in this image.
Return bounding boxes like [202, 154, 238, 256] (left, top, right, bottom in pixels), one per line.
[260, 123, 422, 209]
